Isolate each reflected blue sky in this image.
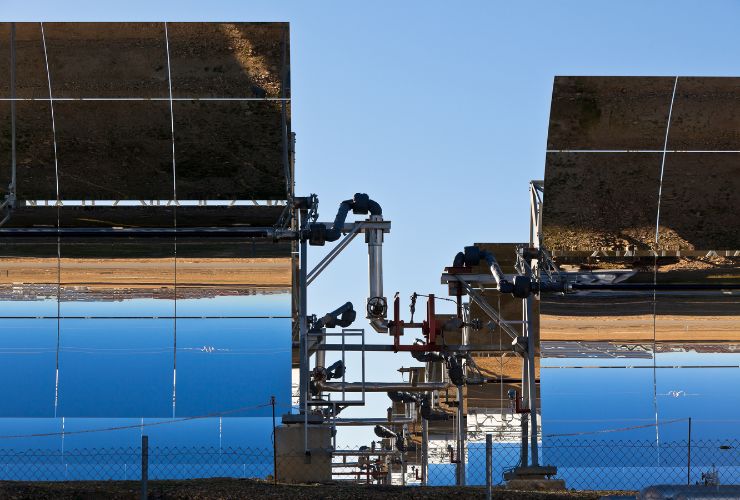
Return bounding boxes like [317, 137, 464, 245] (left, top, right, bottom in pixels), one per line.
[542, 351, 740, 441]
[0, 417, 276, 450]
[0, 294, 291, 450]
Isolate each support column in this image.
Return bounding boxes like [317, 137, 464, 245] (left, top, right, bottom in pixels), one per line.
[297, 210, 309, 453]
[421, 416, 428, 485]
[526, 293, 539, 466]
[486, 433, 492, 500]
[456, 384, 466, 485]
[520, 299, 529, 467]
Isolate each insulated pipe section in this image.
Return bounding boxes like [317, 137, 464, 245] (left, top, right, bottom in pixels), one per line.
[309, 302, 357, 333]
[421, 395, 451, 421]
[387, 391, 421, 404]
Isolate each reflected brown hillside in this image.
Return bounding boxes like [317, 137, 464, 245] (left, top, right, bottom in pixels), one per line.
[0, 22, 290, 201]
[544, 76, 740, 252]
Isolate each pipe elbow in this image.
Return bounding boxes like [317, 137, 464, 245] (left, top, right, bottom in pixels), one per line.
[326, 199, 354, 242]
[308, 194, 382, 246]
[452, 252, 465, 268]
[367, 199, 382, 216]
[351, 193, 382, 217]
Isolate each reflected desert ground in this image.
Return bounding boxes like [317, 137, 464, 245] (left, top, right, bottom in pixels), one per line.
[0, 257, 291, 297]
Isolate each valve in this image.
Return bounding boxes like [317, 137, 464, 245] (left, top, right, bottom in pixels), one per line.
[366, 296, 388, 318]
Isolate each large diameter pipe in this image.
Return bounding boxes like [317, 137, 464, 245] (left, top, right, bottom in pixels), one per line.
[334, 449, 399, 456]
[481, 250, 508, 289]
[0, 227, 298, 239]
[368, 215, 384, 300]
[317, 381, 451, 392]
[367, 214, 387, 334]
[332, 418, 413, 426]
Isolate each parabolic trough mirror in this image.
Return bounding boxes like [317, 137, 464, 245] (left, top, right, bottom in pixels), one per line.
[540, 76, 740, 445]
[0, 22, 293, 453]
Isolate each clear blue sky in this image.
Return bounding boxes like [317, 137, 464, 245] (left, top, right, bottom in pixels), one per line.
[5, 0, 740, 437]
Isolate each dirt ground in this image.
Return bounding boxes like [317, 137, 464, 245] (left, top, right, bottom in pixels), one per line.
[0, 479, 632, 500]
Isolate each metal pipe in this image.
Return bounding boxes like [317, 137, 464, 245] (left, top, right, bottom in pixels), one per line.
[401, 450, 406, 486]
[526, 293, 539, 466]
[456, 384, 466, 486]
[480, 250, 508, 290]
[334, 449, 399, 456]
[520, 302, 529, 468]
[367, 213, 387, 333]
[486, 433, 492, 500]
[320, 194, 382, 243]
[0, 227, 298, 239]
[331, 418, 413, 426]
[367, 214, 384, 301]
[421, 415, 428, 486]
[298, 211, 309, 454]
[571, 283, 740, 291]
[315, 335, 326, 400]
[521, 290, 531, 467]
[462, 303, 470, 346]
[314, 343, 515, 353]
[454, 275, 520, 340]
[317, 381, 451, 392]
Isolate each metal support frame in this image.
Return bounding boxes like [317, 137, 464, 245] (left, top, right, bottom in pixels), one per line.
[529, 180, 544, 249]
[298, 209, 309, 454]
[307, 328, 366, 407]
[331, 417, 413, 426]
[307, 223, 364, 285]
[456, 384, 466, 485]
[0, 227, 299, 238]
[292, 203, 391, 458]
[442, 265, 541, 470]
[486, 433, 493, 500]
[421, 415, 428, 485]
[524, 284, 539, 465]
[314, 343, 515, 353]
[452, 275, 521, 340]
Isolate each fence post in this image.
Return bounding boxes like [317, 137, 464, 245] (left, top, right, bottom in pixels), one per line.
[687, 417, 692, 485]
[271, 395, 277, 484]
[421, 417, 428, 486]
[486, 433, 492, 500]
[141, 435, 148, 500]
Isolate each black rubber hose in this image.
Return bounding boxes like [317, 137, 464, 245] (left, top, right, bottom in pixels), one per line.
[324, 199, 354, 242]
[452, 252, 465, 267]
[323, 194, 383, 242]
[367, 199, 382, 216]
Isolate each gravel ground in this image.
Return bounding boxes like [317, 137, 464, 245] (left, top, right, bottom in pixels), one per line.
[0, 479, 634, 500]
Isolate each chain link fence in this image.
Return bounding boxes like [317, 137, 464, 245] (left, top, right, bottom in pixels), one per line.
[1, 438, 739, 490]
[426, 438, 740, 490]
[0, 446, 276, 481]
